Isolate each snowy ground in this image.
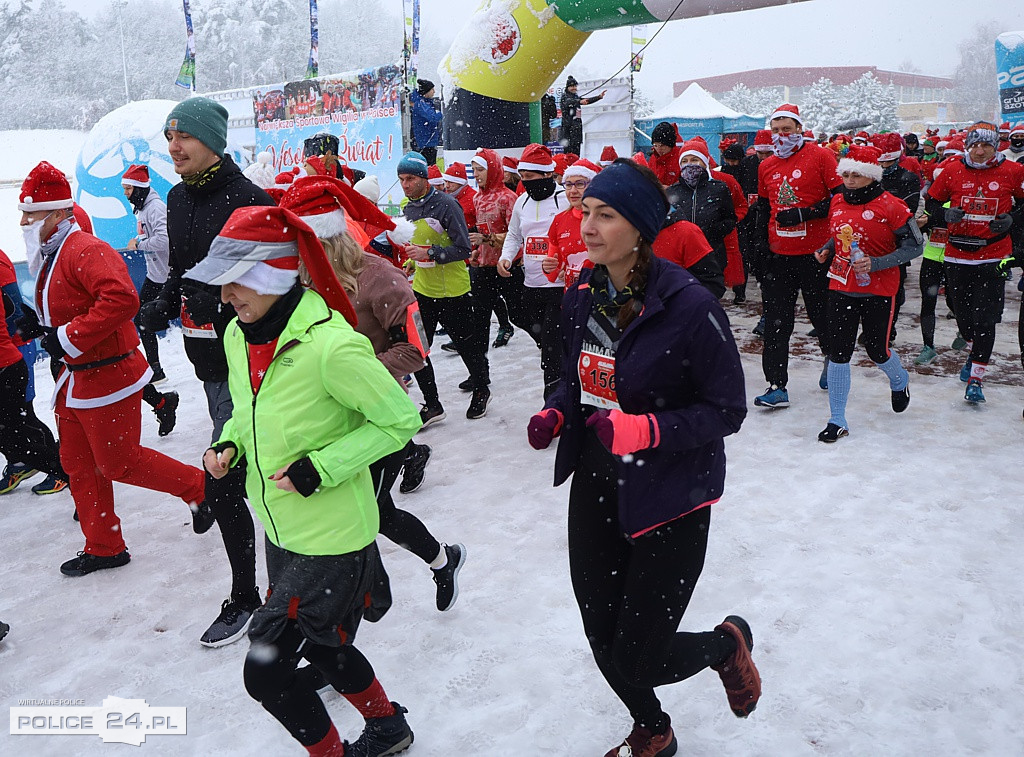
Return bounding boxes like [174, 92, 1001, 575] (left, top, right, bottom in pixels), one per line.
[0, 129, 87, 263]
[1, 270, 1023, 756]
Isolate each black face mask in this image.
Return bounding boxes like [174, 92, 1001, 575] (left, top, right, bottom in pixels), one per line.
[238, 284, 305, 345]
[841, 181, 885, 205]
[522, 177, 556, 201]
[128, 186, 150, 213]
[1010, 138, 1024, 152]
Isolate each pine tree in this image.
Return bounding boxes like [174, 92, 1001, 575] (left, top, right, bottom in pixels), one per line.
[777, 178, 798, 207]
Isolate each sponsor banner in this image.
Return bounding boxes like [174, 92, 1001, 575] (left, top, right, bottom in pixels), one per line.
[630, 25, 647, 73]
[174, 0, 196, 90]
[306, 0, 319, 80]
[252, 64, 404, 200]
[996, 31, 1024, 120]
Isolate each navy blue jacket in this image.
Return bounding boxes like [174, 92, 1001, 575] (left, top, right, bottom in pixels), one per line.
[410, 92, 442, 150]
[545, 256, 746, 537]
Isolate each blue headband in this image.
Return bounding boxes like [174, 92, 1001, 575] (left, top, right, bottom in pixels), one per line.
[582, 161, 668, 244]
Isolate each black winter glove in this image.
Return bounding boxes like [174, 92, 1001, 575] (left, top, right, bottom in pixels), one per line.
[775, 208, 804, 227]
[138, 299, 171, 333]
[989, 213, 1013, 235]
[944, 207, 966, 224]
[285, 457, 322, 498]
[15, 308, 46, 340]
[181, 280, 221, 327]
[40, 329, 64, 360]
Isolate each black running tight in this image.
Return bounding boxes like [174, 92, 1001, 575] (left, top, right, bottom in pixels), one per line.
[243, 621, 374, 746]
[369, 442, 441, 564]
[567, 433, 735, 733]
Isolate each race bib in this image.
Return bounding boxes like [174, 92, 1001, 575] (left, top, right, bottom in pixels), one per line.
[180, 295, 216, 339]
[929, 227, 948, 249]
[415, 259, 435, 268]
[578, 347, 619, 410]
[776, 221, 807, 238]
[826, 254, 851, 285]
[961, 195, 997, 223]
[525, 236, 550, 263]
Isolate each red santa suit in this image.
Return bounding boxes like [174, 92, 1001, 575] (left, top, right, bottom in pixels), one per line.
[22, 162, 205, 558]
[715, 169, 749, 287]
[649, 146, 682, 187]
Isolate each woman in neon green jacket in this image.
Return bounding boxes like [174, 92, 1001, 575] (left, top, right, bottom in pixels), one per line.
[189, 206, 421, 757]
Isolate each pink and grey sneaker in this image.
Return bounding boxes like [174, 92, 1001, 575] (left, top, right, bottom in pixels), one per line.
[711, 615, 762, 718]
[603, 723, 677, 757]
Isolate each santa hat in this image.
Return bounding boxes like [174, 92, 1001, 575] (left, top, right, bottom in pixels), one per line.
[837, 144, 883, 182]
[753, 129, 773, 152]
[853, 131, 870, 144]
[517, 144, 556, 173]
[121, 164, 151, 188]
[502, 156, 519, 173]
[427, 164, 444, 187]
[943, 137, 965, 157]
[182, 205, 357, 327]
[677, 138, 711, 173]
[552, 154, 569, 176]
[281, 174, 415, 248]
[999, 122, 1011, 134]
[631, 151, 649, 168]
[562, 158, 601, 182]
[470, 153, 488, 171]
[870, 132, 903, 162]
[19, 161, 74, 212]
[599, 146, 618, 166]
[769, 103, 802, 125]
[275, 166, 301, 187]
[442, 162, 468, 185]
[1011, 124, 1024, 137]
[563, 153, 580, 165]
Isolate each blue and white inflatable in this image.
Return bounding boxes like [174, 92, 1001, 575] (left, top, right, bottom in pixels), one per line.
[996, 31, 1024, 127]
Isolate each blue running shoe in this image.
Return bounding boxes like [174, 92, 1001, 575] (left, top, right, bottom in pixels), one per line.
[752, 316, 765, 337]
[960, 359, 972, 382]
[964, 378, 985, 404]
[754, 386, 789, 408]
[819, 359, 829, 391]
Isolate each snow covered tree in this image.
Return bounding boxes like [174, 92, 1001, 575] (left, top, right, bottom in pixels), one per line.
[801, 78, 843, 134]
[952, 22, 1001, 122]
[837, 73, 899, 132]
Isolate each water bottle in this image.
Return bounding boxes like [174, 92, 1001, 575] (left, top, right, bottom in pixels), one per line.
[850, 239, 871, 287]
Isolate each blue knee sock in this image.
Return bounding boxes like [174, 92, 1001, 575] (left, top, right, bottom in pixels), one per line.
[876, 353, 909, 391]
[827, 361, 851, 428]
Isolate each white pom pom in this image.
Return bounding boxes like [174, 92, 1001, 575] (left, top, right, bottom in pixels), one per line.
[257, 151, 272, 165]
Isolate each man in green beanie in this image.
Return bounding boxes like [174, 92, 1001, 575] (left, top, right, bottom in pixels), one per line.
[139, 96, 275, 648]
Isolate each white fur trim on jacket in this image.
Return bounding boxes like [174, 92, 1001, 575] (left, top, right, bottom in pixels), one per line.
[836, 158, 883, 182]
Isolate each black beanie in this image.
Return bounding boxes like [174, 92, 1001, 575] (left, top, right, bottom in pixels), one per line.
[566, 76, 578, 88]
[417, 79, 434, 96]
[722, 144, 744, 160]
[652, 121, 676, 147]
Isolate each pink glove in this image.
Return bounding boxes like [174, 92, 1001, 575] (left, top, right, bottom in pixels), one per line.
[527, 408, 564, 450]
[585, 409, 659, 456]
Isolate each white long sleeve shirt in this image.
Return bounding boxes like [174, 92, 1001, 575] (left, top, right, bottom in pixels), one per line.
[499, 190, 566, 288]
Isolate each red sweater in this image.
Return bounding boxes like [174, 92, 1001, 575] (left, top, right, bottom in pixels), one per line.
[544, 207, 590, 289]
[826, 191, 912, 297]
[759, 143, 844, 255]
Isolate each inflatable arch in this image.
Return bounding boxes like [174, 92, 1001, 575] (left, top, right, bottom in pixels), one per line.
[440, 0, 808, 159]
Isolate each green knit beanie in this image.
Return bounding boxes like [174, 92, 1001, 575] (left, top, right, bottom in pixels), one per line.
[164, 97, 228, 157]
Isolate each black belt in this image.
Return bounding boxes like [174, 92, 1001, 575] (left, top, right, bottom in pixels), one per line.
[64, 351, 133, 372]
[948, 231, 1010, 251]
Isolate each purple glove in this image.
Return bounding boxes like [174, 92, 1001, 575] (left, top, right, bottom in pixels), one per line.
[527, 408, 564, 450]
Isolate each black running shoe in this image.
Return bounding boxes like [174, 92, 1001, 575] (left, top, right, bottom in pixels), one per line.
[492, 326, 514, 348]
[60, 550, 131, 577]
[199, 598, 259, 647]
[891, 385, 910, 413]
[419, 404, 446, 428]
[155, 391, 179, 437]
[150, 367, 167, 384]
[439, 341, 458, 354]
[432, 543, 466, 612]
[466, 388, 490, 420]
[399, 444, 431, 494]
[458, 377, 473, 392]
[190, 499, 216, 534]
[817, 423, 849, 443]
[345, 702, 414, 757]
[0, 620, 8, 642]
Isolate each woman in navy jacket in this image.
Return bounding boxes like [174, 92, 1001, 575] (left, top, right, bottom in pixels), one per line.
[528, 159, 759, 757]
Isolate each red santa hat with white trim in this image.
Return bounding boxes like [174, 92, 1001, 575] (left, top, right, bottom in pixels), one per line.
[870, 132, 903, 163]
[677, 138, 712, 174]
[442, 162, 468, 185]
[769, 103, 802, 126]
[837, 144, 883, 182]
[1011, 124, 1024, 137]
[121, 164, 151, 188]
[427, 164, 444, 187]
[182, 205, 358, 327]
[19, 161, 74, 212]
[562, 158, 601, 182]
[501, 155, 520, 173]
[516, 144, 556, 173]
[280, 174, 415, 247]
[599, 146, 618, 166]
[753, 129, 773, 152]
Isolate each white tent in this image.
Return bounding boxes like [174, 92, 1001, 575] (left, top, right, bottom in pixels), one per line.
[645, 82, 755, 122]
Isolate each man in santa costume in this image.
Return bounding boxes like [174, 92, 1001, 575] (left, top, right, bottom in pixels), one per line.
[15, 161, 210, 577]
[754, 104, 843, 409]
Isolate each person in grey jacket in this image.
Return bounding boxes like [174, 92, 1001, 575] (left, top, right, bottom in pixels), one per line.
[121, 164, 178, 436]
